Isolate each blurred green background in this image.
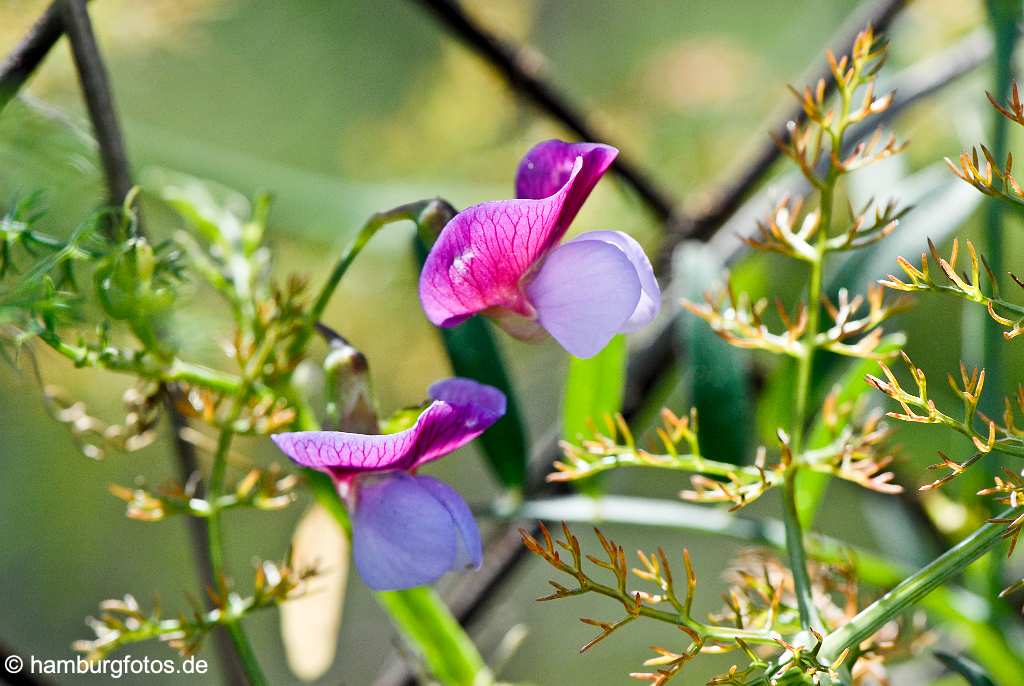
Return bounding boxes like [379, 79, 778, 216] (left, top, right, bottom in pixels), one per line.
[1, 0, 1021, 684]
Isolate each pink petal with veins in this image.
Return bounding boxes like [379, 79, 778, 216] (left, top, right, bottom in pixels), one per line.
[271, 378, 505, 479]
[419, 159, 582, 327]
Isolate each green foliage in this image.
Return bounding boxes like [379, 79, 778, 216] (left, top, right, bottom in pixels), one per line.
[562, 333, 628, 494]
[0, 192, 186, 365]
[673, 242, 751, 464]
[377, 588, 492, 686]
[0, 176, 496, 685]
[798, 333, 905, 527]
[524, 27, 1024, 686]
[7, 9, 1024, 685]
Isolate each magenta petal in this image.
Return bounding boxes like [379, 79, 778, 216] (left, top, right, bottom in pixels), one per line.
[419, 159, 583, 327]
[271, 427, 419, 475]
[271, 380, 505, 477]
[415, 475, 482, 570]
[515, 141, 618, 232]
[569, 231, 660, 332]
[525, 238, 641, 358]
[351, 473, 459, 590]
[411, 379, 506, 469]
[428, 377, 507, 416]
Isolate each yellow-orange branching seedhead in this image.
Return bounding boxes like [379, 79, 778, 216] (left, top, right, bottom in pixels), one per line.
[73, 553, 318, 662]
[870, 76, 1024, 610]
[946, 83, 1024, 207]
[522, 26, 939, 684]
[881, 237, 1024, 340]
[522, 523, 920, 686]
[868, 350, 1024, 501]
[108, 463, 298, 522]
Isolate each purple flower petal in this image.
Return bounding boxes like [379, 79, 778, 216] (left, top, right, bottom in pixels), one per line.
[568, 230, 660, 332]
[271, 427, 419, 476]
[351, 473, 460, 590]
[410, 378, 506, 470]
[525, 237, 641, 358]
[428, 377, 507, 417]
[419, 159, 583, 328]
[515, 141, 618, 234]
[414, 475, 482, 571]
[271, 379, 506, 478]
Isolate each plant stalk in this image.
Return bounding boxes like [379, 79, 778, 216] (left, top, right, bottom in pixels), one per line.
[291, 202, 431, 361]
[819, 505, 1024, 663]
[785, 183, 831, 631]
[206, 428, 268, 686]
[200, 325, 284, 686]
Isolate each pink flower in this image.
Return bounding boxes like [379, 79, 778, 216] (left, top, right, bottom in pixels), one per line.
[419, 140, 660, 358]
[272, 378, 505, 590]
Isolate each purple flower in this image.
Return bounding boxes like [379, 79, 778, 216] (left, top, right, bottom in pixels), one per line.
[272, 378, 505, 590]
[419, 140, 660, 358]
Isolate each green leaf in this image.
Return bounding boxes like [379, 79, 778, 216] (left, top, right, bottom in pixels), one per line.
[798, 334, 904, 527]
[377, 587, 491, 686]
[673, 242, 751, 463]
[412, 235, 528, 489]
[563, 334, 627, 440]
[756, 358, 795, 446]
[562, 334, 628, 494]
[379, 404, 428, 435]
[935, 651, 997, 686]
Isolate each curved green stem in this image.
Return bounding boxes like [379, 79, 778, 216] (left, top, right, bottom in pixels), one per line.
[819, 505, 1024, 664]
[289, 201, 433, 359]
[38, 330, 264, 397]
[307, 203, 419, 323]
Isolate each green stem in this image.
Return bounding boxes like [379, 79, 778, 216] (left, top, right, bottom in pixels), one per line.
[38, 331, 261, 396]
[557, 450, 778, 483]
[819, 505, 1024, 664]
[206, 428, 268, 686]
[377, 589, 490, 686]
[790, 223, 827, 457]
[781, 470, 819, 627]
[201, 328, 284, 686]
[785, 184, 831, 631]
[225, 622, 264, 683]
[577, 575, 781, 644]
[289, 201, 430, 359]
